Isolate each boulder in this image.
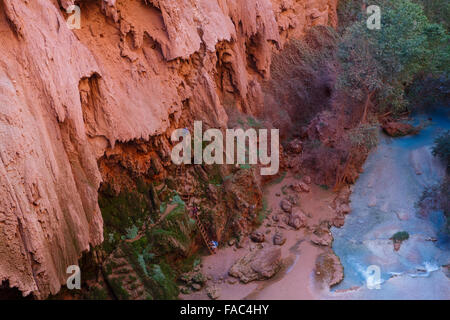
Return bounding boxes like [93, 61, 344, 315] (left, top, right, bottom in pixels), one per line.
[288, 213, 305, 230]
[229, 246, 282, 283]
[236, 236, 250, 249]
[299, 182, 310, 193]
[206, 286, 221, 300]
[337, 203, 351, 215]
[273, 232, 286, 245]
[280, 199, 292, 213]
[311, 229, 333, 246]
[314, 252, 344, 288]
[382, 122, 418, 137]
[291, 182, 310, 193]
[250, 231, 265, 243]
[332, 213, 345, 228]
[191, 283, 202, 291]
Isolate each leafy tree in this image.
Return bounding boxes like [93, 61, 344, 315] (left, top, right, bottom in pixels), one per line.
[413, 0, 450, 30]
[338, 0, 449, 116]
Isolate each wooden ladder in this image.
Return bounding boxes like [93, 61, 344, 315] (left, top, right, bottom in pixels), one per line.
[193, 213, 216, 255]
[177, 164, 216, 255]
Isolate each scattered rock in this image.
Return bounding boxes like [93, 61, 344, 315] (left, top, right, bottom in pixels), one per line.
[179, 270, 206, 289]
[272, 215, 279, 222]
[275, 193, 281, 197]
[229, 246, 282, 283]
[227, 278, 237, 285]
[228, 239, 236, 246]
[303, 176, 312, 184]
[273, 232, 286, 245]
[206, 286, 221, 300]
[280, 199, 292, 213]
[382, 121, 419, 137]
[250, 231, 265, 243]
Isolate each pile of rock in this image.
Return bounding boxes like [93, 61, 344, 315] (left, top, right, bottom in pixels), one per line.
[332, 186, 352, 228]
[179, 269, 208, 294]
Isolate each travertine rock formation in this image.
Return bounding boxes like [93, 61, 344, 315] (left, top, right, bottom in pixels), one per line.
[0, 0, 337, 298]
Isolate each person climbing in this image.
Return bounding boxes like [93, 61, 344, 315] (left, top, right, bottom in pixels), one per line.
[210, 240, 218, 252]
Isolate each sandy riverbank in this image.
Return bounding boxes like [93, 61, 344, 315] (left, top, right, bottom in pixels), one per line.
[181, 172, 343, 300]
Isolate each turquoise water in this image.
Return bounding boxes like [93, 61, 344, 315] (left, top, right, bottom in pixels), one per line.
[330, 108, 450, 299]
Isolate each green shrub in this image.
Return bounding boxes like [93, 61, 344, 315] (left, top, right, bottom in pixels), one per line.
[391, 231, 410, 242]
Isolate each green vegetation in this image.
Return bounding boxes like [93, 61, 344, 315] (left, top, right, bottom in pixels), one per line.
[109, 278, 131, 300]
[338, 0, 449, 115]
[391, 231, 410, 242]
[432, 131, 450, 171]
[85, 286, 109, 300]
[98, 180, 198, 300]
[257, 198, 271, 225]
[348, 124, 379, 151]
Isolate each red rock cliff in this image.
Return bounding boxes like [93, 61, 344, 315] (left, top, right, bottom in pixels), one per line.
[0, 0, 337, 298]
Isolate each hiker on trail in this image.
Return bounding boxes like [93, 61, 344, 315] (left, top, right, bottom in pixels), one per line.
[210, 240, 218, 250]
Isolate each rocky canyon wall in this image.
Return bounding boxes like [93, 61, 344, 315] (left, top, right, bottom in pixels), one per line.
[0, 0, 337, 298]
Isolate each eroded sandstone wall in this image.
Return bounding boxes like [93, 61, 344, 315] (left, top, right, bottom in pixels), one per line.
[0, 0, 337, 298]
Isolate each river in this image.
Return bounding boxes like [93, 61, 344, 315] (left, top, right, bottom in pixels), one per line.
[329, 108, 450, 299]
